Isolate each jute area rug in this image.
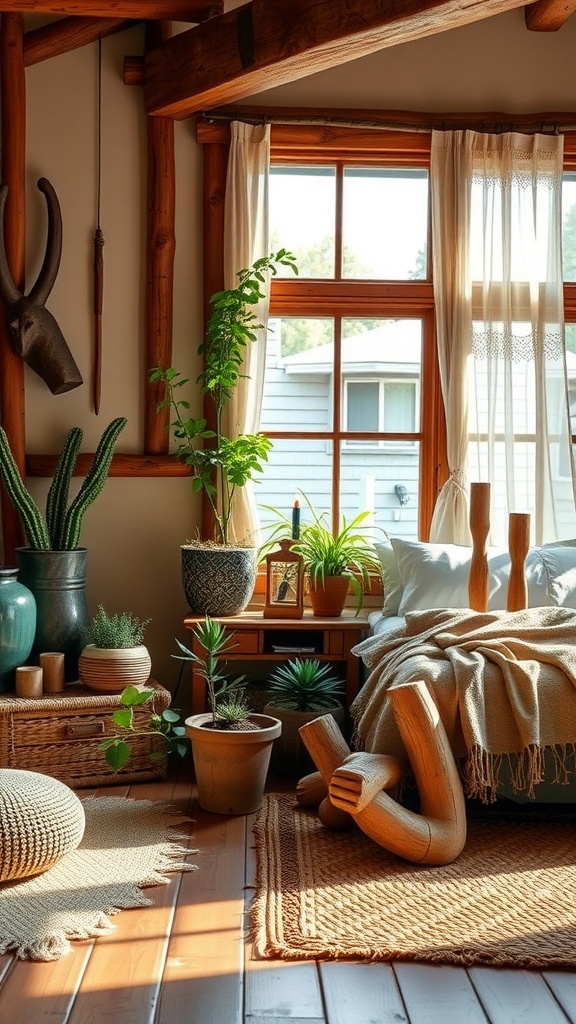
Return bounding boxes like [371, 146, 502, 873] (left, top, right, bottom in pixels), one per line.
[252, 794, 576, 970]
[0, 797, 197, 961]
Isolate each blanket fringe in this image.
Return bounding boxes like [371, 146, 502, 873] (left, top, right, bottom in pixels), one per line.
[460, 743, 576, 803]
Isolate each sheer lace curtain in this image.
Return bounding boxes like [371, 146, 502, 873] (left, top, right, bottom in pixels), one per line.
[221, 120, 271, 545]
[430, 129, 576, 545]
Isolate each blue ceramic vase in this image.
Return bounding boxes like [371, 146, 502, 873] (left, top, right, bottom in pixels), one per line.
[0, 567, 37, 693]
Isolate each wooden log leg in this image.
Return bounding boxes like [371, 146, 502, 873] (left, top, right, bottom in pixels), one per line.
[329, 681, 466, 866]
[298, 715, 354, 830]
[329, 752, 403, 813]
[295, 770, 327, 807]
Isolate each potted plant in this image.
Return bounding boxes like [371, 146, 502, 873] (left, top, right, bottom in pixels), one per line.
[99, 683, 188, 772]
[0, 417, 127, 679]
[174, 616, 281, 814]
[78, 605, 152, 694]
[150, 249, 297, 617]
[263, 657, 346, 778]
[261, 491, 381, 616]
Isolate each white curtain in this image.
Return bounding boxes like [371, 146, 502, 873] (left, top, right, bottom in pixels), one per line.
[430, 130, 576, 545]
[221, 120, 270, 545]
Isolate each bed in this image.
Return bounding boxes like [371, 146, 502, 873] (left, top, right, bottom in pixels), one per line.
[351, 488, 576, 805]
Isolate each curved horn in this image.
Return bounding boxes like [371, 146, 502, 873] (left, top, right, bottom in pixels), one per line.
[0, 184, 23, 307]
[28, 177, 62, 305]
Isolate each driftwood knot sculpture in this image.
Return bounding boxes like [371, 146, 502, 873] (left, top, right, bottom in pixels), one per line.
[297, 681, 467, 866]
[0, 177, 83, 394]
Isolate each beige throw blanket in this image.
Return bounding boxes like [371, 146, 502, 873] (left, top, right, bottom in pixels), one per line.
[351, 607, 576, 802]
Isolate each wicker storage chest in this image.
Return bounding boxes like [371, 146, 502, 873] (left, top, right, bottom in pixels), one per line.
[0, 682, 172, 787]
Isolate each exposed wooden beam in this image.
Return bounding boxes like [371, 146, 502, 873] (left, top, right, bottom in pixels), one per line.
[24, 17, 134, 66]
[525, 0, 576, 30]
[144, 0, 530, 120]
[0, 0, 218, 19]
[0, 13, 26, 559]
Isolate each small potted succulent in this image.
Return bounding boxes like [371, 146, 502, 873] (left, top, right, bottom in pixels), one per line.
[263, 658, 345, 778]
[174, 616, 281, 814]
[79, 605, 152, 694]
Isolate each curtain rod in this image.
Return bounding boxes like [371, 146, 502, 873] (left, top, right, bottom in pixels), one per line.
[200, 109, 576, 135]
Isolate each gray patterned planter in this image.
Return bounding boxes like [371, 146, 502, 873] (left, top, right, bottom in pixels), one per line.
[181, 545, 257, 616]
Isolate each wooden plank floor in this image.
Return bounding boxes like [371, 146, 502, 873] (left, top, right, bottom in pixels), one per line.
[2, 756, 576, 1024]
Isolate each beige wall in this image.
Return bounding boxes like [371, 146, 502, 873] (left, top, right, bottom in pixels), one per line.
[17, 10, 576, 698]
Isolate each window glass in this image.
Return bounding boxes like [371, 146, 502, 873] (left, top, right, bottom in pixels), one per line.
[346, 381, 379, 432]
[342, 168, 428, 280]
[261, 317, 334, 433]
[269, 166, 336, 278]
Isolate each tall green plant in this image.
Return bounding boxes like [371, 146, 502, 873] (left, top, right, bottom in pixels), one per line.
[150, 249, 297, 545]
[0, 416, 127, 550]
[173, 616, 248, 726]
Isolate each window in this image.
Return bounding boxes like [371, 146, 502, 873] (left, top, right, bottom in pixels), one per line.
[258, 154, 436, 540]
[344, 379, 418, 446]
[199, 121, 576, 544]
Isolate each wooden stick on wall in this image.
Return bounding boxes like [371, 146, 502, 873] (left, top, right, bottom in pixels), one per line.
[144, 21, 175, 456]
[0, 13, 26, 562]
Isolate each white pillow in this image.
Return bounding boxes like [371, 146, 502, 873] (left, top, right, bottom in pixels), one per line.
[373, 539, 403, 616]
[387, 537, 576, 616]
[390, 538, 514, 615]
[533, 544, 576, 607]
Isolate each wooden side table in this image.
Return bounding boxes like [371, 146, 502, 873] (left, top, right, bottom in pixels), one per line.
[183, 610, 370, 714]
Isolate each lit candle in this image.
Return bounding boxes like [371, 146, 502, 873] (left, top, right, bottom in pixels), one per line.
[292, 497, 300, 540]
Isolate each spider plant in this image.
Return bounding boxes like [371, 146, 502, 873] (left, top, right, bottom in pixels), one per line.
[261, 491, 381, 613]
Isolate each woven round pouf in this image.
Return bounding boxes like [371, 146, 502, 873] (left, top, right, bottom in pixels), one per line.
[0, 769, 85, 883]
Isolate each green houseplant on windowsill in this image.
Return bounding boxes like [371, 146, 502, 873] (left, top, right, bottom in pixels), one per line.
[261, 491, 381, 616]
[150, 249, 297, 617]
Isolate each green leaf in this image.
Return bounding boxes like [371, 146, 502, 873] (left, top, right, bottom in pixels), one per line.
[105, 740, 131, 771]
[120, 685, 154, 707]
[112, 708, 134, 729]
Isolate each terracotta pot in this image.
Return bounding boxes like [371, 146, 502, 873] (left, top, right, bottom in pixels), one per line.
[307, 575, 350, 617]
[78, 644, 152, 693]
[263, 703, 345, 778]
[185, 712, 281, 814]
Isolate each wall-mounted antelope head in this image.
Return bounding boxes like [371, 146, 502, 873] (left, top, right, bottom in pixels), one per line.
[0, 177, 83, 395]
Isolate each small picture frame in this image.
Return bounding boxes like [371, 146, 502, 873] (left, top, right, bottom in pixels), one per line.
[263, 539, 304, 619]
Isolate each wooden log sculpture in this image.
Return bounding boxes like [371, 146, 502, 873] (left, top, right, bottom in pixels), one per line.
[0, 177, 83, 394]
[298, 681, 467, 866]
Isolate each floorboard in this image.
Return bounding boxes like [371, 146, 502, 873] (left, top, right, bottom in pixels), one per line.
[1, 759, 576, 1024]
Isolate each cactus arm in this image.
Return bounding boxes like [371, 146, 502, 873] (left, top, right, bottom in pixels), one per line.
[46, 427, 82, 549]
[61, 416, 127, 549]
[0, 427, 51, 549]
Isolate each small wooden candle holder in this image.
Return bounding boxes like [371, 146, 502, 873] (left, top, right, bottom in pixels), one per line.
[40, 652, 65, 693]
[15, 666, 43, 699]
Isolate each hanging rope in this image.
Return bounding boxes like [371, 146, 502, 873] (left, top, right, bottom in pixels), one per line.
[93, 37, 104, 415]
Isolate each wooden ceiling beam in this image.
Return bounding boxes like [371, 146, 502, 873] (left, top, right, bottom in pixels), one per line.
[143, 0, 531, 120]
[0, 1, 219, 19]
[525, 0, 576, 30]
[24, 17, 134, 65]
